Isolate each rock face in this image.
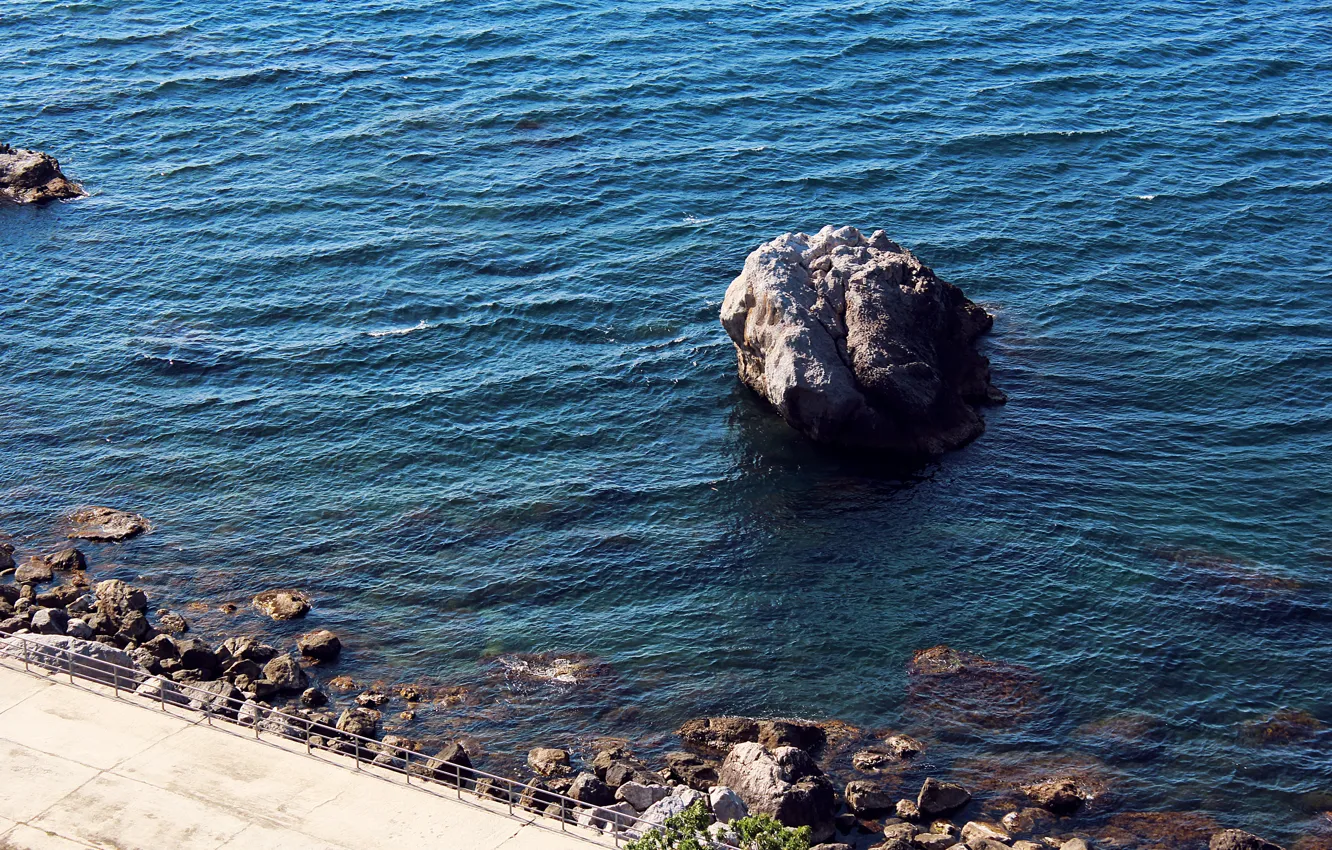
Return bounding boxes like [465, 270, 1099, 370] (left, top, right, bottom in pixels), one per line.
[720, 226, 1004, 456]
[528, 747, 572, 777]
[916, 777, 971, 818]
[297, 629, 341, 661]
[0, 145, 83, 204]
[1210, 830, 1285, 850]
[718, 742, 835, 839]
[67, 507, 150, 541]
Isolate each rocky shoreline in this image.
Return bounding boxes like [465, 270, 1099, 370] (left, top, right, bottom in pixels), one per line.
[0, 143, 84, 204]
[0, 509, 1308, 850]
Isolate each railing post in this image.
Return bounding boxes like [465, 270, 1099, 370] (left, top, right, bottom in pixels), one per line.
[67, 644, 74, 683]
[404, 749, 411, 785]
[305, 718, 312, 754]
[112, 661, 119, 697]
[22, 638, 29, 672]
[160, 678, 167, 711]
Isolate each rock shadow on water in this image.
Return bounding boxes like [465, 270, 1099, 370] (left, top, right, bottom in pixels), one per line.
[1072, 711, 1170, 763]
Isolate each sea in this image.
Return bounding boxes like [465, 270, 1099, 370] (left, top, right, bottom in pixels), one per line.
[3, 0, 1332, 841]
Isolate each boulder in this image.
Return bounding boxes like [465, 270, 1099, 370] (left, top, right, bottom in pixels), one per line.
[301, 688, 328, 708]
[961, 822, 1011, 846]
[15, 557, 53, 585]
[297, 629, 341, 661]
[885, 734, 924, 759]
[1001, 808, 1055, 836]
[604, 760, 661, 789]
[263, 654, 309, 692]
[356, 689, 390, 708]
[157, 612, 188, 634]
[35, 584, 83, 609]
[917, 778, 971, 819]
[186, 679, 243, 718]
[578, 800, 638, 833]
[175, 638, 221, 674]
[616, 781, 670, 812]
[414, 741, 473, 785]
[759, 719, 827, 753]
[0, 145, 83, 204]
[896, 799, 921, 820]
[569, 772, 615, 807]
[0, 634, 145, 686]
[216, 636, 277, 665]
[528, 747, 572, 777]
[664, 751, 720, 790]
[67, 507, 149, 541]
[718, 742, 835, 838]
[30, 608, 69, 635]
[335, 707, 381, 740]
[1021, 777, 1089, 815]
[252, 589, 310, 620]
[1209, 830, 1285, 850]
[65, 618, 94, 640]
[44, 549, 87, 572]
[95, 580, 149, 621]
[844, 780, 895, 815]
[720, 226, 1004, 456]
[638, 785, 709, 832]
[709, 785, 749, 823]
[117, 611, 153, 643]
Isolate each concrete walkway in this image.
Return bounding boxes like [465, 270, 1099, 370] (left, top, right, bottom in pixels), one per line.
[0, 662, 602, 850]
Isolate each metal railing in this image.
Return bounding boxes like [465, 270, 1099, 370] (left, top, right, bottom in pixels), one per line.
[0, 633, 736, 849]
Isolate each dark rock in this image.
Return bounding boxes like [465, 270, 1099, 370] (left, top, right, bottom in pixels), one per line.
[760, 719, 827, 753]
[0, 617, 28, 634]
[45, 549, 87, 572]
[252, 589, 310, 621]
[664, 751, 720, 790]
[720, 226, 1004, 457]
[1210, 830, 1285, 850]
[297, 629, 341, 662]
[719, 742, 836, 839]
[568, 772, 615, 806]
[885, 734, 924, 759]
[528, 747, 572, 777]
[1021, 777, 1090, 815]
[95, 580, 149, 621]
[132, 647, 161, 674]
[157, 612, 189, 634]
[84, 612, 115, 636]
[413, 741, 474, 785]
[31, 608, 69, 635]
[36, 584, 83, 609]
[604, 760, 661, 789]
[845, 781, 895, 815]
[67, 507, 149, 541]
[0, 146, 84, 204]
[1001, 807, 1056, 836]
[216, 635, 278, 665]
[300, 688, 328, 708]
[262, 654, 309, 692]
[116, 610, 152, 643]
[0, 584, 17, 604]
[175, 638, 220, 674]
[224, 659, 264, 682]
[679, 716, 760, 752]
[917, 778, 971, 818]
[15, 557, 53, 585]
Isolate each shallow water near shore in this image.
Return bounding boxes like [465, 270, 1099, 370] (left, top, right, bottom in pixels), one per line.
[4, 0, 1332, 840]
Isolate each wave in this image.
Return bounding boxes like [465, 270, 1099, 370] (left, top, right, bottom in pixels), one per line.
[367, 320, 436, 338]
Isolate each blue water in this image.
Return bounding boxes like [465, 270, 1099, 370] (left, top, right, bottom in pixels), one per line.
[4, 0, 1332, 840]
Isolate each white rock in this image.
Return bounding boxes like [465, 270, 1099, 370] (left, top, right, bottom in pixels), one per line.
[709, 785, 748, 824]
[638, 785, 708, 832]
[64, 618, 94, 640]
[616, 781, 670, 812]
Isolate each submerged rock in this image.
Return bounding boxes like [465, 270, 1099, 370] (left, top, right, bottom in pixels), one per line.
[905, 645, 1046, 732]
[0, 145, 83, 204]
[720, 226, 1004, 457]
[67, 507, 150, 542]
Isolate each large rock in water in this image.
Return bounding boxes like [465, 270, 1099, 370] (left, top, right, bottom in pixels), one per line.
[720, 226, 1004, 456]
[718, 742, 836, 841]
[0, 145, 83, 204]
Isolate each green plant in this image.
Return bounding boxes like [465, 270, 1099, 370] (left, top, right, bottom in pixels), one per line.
[625, 801, 811, 850]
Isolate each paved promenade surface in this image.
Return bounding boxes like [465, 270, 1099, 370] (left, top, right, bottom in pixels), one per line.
[0, 663, 598, 850]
